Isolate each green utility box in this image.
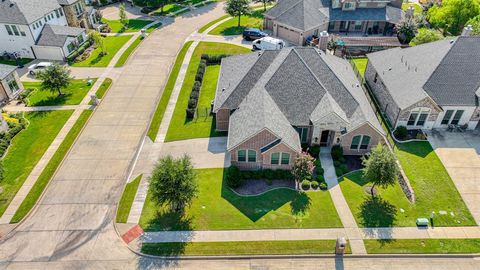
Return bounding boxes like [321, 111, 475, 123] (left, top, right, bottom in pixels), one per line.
[416, 218, 429, 226]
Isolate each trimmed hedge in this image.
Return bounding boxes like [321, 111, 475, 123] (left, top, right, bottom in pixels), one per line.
[301, 179, 310, 190]
[66, 39, 93, 63]
[225, 166, 294, 188]
[0, 113, 27, 182]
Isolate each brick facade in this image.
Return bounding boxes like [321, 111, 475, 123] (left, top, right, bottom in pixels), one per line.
[340, 123, 385, 155]
[215, 109, 230, 131]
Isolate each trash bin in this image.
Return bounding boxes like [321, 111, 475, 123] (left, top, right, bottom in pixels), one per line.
[335, 237, 347, 255]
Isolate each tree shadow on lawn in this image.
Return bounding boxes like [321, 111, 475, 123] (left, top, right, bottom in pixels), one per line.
[142, 208, 194, 232]
[359, 196, 397, 228]
[88, 52, 107, 66]
[221, 175, 311, 222]
[394, 141, 432, 158]
[31, 93, 72, 106]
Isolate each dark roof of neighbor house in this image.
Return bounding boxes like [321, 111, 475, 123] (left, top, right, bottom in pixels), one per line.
[0, 64, 17, 80]
[0, 0, 61, 25]
[215, 47, 384, 151]
[265, 0, 403, 31]
[36, 24, 85, 47]
[57, 0, 80, 5]
[367, 36, 480, 108]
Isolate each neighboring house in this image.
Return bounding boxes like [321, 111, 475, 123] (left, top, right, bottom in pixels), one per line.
[365, 36, 480, 131]
[0, 64, 23, 102]
[264, 0, 404, 45]
[58, 0, 99, 29]
[35, 24, 87, 61]
[213, 47, 386, 170]
[0, 0, 88, 60]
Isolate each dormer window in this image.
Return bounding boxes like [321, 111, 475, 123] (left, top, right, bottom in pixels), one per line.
[343, 2, 356, 11]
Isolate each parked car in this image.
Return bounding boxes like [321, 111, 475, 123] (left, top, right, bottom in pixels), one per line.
[252, 37, 285, 50]
[242, 28, 268, 41]
[28, 62, 53, 76]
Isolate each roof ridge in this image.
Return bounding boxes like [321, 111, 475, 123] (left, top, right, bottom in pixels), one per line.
[271, 0, 304, 19]
[291, 47, 329, 100]
[421, 38, 457, 94]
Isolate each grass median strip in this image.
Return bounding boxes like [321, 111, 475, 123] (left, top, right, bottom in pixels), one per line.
[147, 41, 193, 141]
[116, 174, 142, 223]
[11, 110, 93, 223]
[115, 36, 144, 67]
[365, 239, 480, 254]
[141, 240, 349, 256]
[198, 15, 230, 33]
[89, 78, 113, 105]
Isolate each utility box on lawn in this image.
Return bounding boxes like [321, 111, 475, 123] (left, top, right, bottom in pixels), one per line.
[416, 218, 429, 227]
[335, 237, 347, 255]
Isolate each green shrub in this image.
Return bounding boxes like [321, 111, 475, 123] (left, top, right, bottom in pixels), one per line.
[311, 180, 319, 189]
[189, 91, 199, 99]
[331, 145, 343, 160]
[313, 159, 321, 167]
[309, 146, 320, 158]
[394, 126, 408, 140]
[335, 167, 343, 176]
[226, 166, 243, 188]
[192, 81, 201, 92]
[333, 160, 341, 167]
[319, 182, 328, 190]
[188, 98, 197, 108]
[338, 156, 346, 163]
[316, 174, 324, 183]
[263, 169, 275, 180]
[339, 164, 348, 175]
[301, 179, 311, 190]
[265, 178, 272, 186]
[316, 167, 324, 176]
[185, 108, 195, 118]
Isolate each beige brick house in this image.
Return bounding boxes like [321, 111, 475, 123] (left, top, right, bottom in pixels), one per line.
[58, 0, 97, 29]
[213, 47, 386, 170]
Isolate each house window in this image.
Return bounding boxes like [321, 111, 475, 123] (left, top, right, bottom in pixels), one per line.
[59, 8, 64, 16]
[281, 153, 290, 165]
[351, 135, 371, 150]
[238, 150, 246, 162]
[296, 127, 309, 143]
[359, 136, 371, 150]
[75, 3, 84, 16]
[248, 150, 256, 162]
[11, 25, 20, 36]
[441, 110, 454, 125]
[271, 153, 280, 165]
[343, 2, 355, 10]
[55, 10, 60, 18]
[77, 35, 84, 44]
[67, 42, 76, 53]
[328, 21, 335, 31]
[407, 108, 430, 127]
[6, 75, 19, 92]
[354, 21, 362, 31]
[5, 25, 13, 35]
[451, 110, 464, 125]
[45, 17, 48, 23]
[350, 135, 361, 150]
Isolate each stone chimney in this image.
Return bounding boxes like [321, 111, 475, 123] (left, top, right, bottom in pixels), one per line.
[318, 31, 329, 52]
[462, 25, 473, 36]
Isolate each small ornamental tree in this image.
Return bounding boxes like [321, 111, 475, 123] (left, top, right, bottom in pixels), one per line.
[36, 63, 71, 96]
[89, 31, 106, 55]
[291, 153, 314, 182]
[466, 15, 480, 36]
[395, 19, 417, 44]
[150, 155, 198, 212]
[119, 3, 129, 30]
[362, 144, 400, 197]
[225, 0, 251, 27]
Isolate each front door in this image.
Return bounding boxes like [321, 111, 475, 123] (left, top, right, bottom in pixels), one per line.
[320, 130, 330, 146]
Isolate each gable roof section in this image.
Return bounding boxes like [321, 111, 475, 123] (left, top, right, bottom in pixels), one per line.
[36, 24, 85, 47]
[310, 92, 348, 124]
[0, 64, 17, 80]
[57, 0, 80, 5]
[273, 0, 330, 31]
[0, 0, 61, 24]
[423, 37, 480, 106]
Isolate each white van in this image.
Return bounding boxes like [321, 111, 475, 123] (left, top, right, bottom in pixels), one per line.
[252, 37, 285, 50]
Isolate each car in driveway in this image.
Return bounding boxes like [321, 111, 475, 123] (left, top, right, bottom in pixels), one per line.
[252, 37, 285, 50]
[242, 28, 267, 41]
[28, 62, 53, 76]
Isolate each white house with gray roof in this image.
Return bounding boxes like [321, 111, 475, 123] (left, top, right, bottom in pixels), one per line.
[0, 0, 86, 60]
[365, 36, 480, 131]
[213, 47, 385, 170]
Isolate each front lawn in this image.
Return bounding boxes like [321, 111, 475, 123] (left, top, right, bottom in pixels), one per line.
[116, 174, 142, 223]
[339, 145, 476, 227]
[71, 35, 133, 67]
[209, 10, 264, 35]
[0, 110, 73, 218]
[164, 42, 250, 142]
[365, 239, 480, 254]
[11, 110, 92, 223]
[22, 79, 96, 106]
[198, 15, 230, 33]
[142, 240, 350, 256]
[139, 168, 342, 231]
[352, 58, 368, 77]
[0, 58, 33, 66]
[102, 19, 153, 33]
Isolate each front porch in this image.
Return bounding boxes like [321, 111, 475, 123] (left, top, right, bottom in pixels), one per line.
[328, 21, 396, 36]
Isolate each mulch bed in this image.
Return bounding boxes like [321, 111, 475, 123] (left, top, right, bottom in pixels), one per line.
[344, 155, 364, 172]
[233, 179, 296, 196]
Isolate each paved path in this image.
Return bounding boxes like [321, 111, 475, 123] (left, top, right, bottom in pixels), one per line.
[320, 148, 367, 254]
[0, 3, 230, 268]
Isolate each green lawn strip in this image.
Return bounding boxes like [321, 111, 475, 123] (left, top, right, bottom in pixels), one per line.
[10, 110, 93, 223]
[197, 65, 220, 108]
[88, 78, 113, 106]
[164, 42, 250, 142]
[352, 58, 368, 77]
[115, 36, 143, 67]
[0, 110, 73, 218]
[22, 79, 97, 106]
[0, 58, 33, 66]
[209, 10, 264, 35]
[139, 168, 342, 231]
[71, 35, 132, 67]
[142, 240, 350, 256]
[102, 18, 153, 33]
[116, 174, 142, 223]
[147, 41, 193, 141]
[365, 239, 480, 254]
[198, 15, 230, 33]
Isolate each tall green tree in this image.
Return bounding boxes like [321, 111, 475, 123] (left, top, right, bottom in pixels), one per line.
[36, 63, 71, 96]
[362, 144, 400, 197]
[427, 0, 480, 35]
[150, 155, 198, 212]
[225, 0, 251, 27]
[410, 28, 443, 46]
[119, 3, 129, 30]
[254, 0, 275, 11]
[466, 14, 480, 35]
[89, 31, 106, 55]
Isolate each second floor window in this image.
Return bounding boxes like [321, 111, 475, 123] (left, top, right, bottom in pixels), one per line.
[5, 25, 25, 36]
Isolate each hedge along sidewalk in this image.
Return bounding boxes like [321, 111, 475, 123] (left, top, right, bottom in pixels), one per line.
[11, 110, 93, 223]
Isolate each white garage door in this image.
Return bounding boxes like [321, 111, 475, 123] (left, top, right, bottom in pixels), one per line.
[277, 25, 300, 44]
[32, 46, 64, 61]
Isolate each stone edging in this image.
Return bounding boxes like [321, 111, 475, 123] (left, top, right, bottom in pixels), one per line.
[390, 128, 428, 144]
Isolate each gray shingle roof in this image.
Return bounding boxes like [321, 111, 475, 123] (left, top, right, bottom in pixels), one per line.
[367, 37, 480, 108]
[57, 0, 79, 5]
[36, 24, 85, 47]
[0, 0, 61, 24]
[0, 64, 17, 80]
[217, 47, 385, 151]
[330, 5, 403, 24]
[271, 0, 329, 31]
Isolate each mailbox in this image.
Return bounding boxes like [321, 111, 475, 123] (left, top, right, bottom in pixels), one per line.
[335, 237, 347, 255]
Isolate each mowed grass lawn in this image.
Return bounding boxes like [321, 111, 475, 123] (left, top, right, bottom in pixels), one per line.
[139, 168, 342, 231]
[22, 79, 96, 106]
[352, 58, 368, 76]
[102, 19, 153, 33]
[116, 174, 142, 223]
[0, 110, 73, 218]
[339, 143, 476, 227]
[210, 10, 264, 35]
[115, 36, 143, 67]
[164, 42, 250, 142]
[198, 15, 229, 33]
[365, 239, 480, 254]
[71, 35, 132, 67]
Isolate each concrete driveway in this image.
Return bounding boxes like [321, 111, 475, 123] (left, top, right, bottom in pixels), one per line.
[427, 130, 480, 225]
[99, 2, 150, 20]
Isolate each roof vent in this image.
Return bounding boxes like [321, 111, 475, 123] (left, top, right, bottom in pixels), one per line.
[221, 88, 225, 92]
[449, 39, 455, 44]
[356, 84, 360, 88]
[388, 67, 392, 71]
[401, 55, 404, 63]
